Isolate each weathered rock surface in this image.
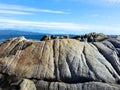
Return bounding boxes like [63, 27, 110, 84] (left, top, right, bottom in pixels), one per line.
[0, 36, 119, 90]
[20, 79, 36, 90]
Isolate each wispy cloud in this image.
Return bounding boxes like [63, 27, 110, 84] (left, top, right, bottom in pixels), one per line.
[0, 10, 32, 15]
[0, 3, 70, 14]
[0, 18, 119, 34]
[0, 18, 82, 30]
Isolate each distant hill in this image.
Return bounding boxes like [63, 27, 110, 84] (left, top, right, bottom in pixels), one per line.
[0, 30, 41, 35]
[0, 30, 47, 42]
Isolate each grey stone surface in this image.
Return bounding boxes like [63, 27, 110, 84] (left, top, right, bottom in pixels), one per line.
[0, 36, 119, 90]
[20, 79, 36, 90]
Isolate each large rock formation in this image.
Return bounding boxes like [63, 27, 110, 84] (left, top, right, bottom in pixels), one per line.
[0, 35, 120, 90]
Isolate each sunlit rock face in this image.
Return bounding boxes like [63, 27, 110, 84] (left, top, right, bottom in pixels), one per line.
[0, 35, 120, 90]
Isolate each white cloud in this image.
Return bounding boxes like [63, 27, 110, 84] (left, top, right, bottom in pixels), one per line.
[0, 3, 70, 14]
[0, 10, 32, 15]
[0, 18, 119, 34]
[0, 18, 82, 30]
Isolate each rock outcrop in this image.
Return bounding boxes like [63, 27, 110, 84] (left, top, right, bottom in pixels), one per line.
[0, 35, 120, 90]
[40, 33, 107, 42]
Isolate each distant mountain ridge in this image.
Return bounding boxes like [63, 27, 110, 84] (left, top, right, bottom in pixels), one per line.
[0, 30, 46, 42]
[0, 30, 41, 35]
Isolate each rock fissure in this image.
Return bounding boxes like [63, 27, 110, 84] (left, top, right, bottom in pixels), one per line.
[82, 46, 102, 82]
[36, 41, 46, 79]
[93, 43, 120, 75]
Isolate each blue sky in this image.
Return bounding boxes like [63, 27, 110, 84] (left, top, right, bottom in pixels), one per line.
[0, 0, 120, 34]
